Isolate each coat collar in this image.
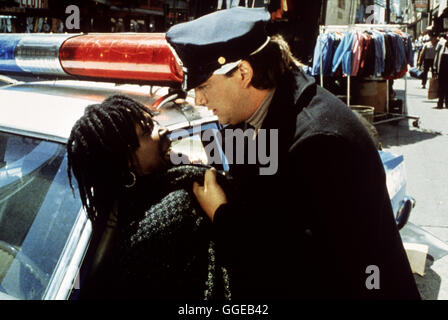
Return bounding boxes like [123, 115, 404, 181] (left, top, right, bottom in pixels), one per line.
[258, 69, 317, 171]
[262, 69, 317, 131]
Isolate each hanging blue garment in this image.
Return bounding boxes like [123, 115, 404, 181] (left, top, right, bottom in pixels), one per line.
[396, 33, 407, 72]
[404, 34, 414, 67]
[388, 32, 406, 74]
[325, 34, 338, 75]
[311, 34, 325, 76]
[313, 29, 412, 78]
[372, 31, 385, 76]
[332, 32, 354, 76]
[311, 33, 336, 76]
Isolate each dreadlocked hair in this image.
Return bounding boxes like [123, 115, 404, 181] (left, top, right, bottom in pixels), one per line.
[67, 94, 154, 229]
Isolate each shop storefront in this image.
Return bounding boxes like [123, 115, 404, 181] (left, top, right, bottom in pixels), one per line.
[0, 0, 167, 33]
[0, 0, 64, 33]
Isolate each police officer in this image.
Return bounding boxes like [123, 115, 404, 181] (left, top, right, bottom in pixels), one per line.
[167, 7, 420, 300]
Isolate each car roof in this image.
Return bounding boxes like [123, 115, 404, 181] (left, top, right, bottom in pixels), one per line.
[0, 80, 215, 143]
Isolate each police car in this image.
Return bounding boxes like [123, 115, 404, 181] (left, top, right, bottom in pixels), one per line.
[0, 33, 413, 300]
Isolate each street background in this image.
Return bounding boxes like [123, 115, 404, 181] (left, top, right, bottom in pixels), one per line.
[377, 73, 448, 300]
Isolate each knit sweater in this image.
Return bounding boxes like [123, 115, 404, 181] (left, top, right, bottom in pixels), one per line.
[84, 165, 232, 300]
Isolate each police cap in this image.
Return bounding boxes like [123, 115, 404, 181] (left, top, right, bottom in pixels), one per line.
[166, 7, 271, 91]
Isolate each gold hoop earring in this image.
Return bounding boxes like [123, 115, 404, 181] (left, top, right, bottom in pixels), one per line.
[124, 171, 136, 188]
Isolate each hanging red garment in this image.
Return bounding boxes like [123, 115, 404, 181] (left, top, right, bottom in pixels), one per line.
[351, 31, 363, 76]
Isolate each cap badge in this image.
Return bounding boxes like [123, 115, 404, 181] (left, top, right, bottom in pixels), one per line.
[218, 56, 226, 65]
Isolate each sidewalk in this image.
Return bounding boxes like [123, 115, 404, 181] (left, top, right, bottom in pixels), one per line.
[375, 74, 448, 300]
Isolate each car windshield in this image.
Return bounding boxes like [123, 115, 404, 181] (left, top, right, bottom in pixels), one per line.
[0, 131, 82, 299]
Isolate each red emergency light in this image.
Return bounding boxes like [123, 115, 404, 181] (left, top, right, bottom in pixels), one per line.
[59, 33, 183, 84]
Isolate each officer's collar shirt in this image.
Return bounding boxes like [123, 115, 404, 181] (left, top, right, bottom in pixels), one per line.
[245, 88, 276, 137]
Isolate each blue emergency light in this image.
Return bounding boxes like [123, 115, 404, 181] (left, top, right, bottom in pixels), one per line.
[0, 34, 23, 72]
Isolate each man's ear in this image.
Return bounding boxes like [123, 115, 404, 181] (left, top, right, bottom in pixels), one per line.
[238, 60, 253, 89]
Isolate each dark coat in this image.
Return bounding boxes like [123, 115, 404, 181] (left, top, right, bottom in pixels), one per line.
[213, 69, 420, 300]
[434, 39, 448, 82]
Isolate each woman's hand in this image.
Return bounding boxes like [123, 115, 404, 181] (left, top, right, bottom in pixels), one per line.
[193, 168, 227, 221]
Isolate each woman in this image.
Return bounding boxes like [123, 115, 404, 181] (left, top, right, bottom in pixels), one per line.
[67, 94, 231, 299]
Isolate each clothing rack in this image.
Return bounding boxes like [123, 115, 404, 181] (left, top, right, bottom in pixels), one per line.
[318, 24, 420, 127]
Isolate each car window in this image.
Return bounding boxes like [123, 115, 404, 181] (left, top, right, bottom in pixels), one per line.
[0, 131, 83, 299]
[168, 122, 229, 171]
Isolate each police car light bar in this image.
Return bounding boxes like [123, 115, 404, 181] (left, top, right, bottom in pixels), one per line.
[0, 33, 183, 85]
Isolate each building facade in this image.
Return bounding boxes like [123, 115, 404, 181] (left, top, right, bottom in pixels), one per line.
[323, 0, 359, 25]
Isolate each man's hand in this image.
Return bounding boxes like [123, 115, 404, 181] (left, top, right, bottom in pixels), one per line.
[193, 168, 227, 221]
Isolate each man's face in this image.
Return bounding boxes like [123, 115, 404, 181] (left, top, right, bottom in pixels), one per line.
[194, 71, 247, 125]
